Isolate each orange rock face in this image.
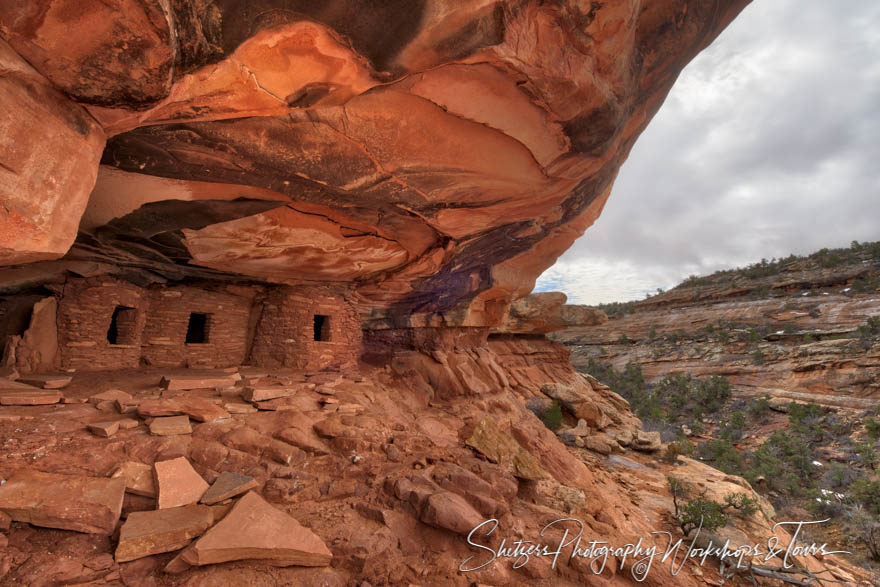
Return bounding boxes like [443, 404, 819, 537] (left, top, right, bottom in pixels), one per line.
[0, 39, 105, 265]
[0, 0, 749, 326]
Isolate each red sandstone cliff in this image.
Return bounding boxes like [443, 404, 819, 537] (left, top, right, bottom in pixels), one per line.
[1, 0, 750, 327]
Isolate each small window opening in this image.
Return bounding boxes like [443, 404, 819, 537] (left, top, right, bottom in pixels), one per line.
[186, 312, 210, 344]
[313, 314, 331, 341]
[107, 306, 137, 345]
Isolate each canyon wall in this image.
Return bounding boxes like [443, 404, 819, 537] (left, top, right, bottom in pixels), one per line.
[555, 261, 880, 406]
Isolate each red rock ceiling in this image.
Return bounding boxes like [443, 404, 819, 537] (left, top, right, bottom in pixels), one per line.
[0, 0, 750, 326]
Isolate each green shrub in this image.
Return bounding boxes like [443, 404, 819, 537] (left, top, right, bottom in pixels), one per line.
[747, 395, 772, 422]
[747, 430, 815, 494]
[668, 476, 757, 537]
[850, 478, 880, 515]
[856, 442, 878, 471]
[697, 439, 744, 475]
[866, 418, 880, 442]
[542, 400, 563, 431]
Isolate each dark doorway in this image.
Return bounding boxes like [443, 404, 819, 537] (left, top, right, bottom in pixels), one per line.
[107, 306, 137, 345]
[313, 315, 330, 341]
[186, 312, 210, 344]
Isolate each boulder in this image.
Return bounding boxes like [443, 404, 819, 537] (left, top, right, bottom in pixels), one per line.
[419, 491, 484, 536]
[0, 470, 124, 534]
[558, 419, 590, 438]
[632, 431, 662, 452]
[583, 433, 620, 456]
[465, 417, 548, 481]
[540, 383, 611, 429]
[181, 491, 332, 567]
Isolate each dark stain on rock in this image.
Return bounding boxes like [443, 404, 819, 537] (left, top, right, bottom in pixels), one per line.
[562, 102, 625, 156]
[432, 3, 507, 63]
[170, 0, 225, 75]
[211, 0, 427, 73]
[96, 198, 289, 240]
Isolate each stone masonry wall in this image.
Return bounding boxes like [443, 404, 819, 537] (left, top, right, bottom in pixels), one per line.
[57, 277, 149, 369]
[141, 286, 254, 368]
[250, 286, 361, 371]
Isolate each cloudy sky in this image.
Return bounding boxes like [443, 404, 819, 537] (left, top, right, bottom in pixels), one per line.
[535, 0, 880, 305]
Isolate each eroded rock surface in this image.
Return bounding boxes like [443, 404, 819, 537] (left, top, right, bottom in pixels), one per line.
[0, 0, 749, 327]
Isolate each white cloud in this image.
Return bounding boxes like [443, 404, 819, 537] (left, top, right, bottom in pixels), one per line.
[536, 0, 880, 305]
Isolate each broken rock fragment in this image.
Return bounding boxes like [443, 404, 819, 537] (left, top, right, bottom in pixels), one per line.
[112, 462, 157, 498]
[199, 472, 257, 505]
[0, 470, 124, 534]
[182, 491, 332, 567]
[154, 457, 209, 509]
[88, 389, 132, 404]
[87, 420, 119, 438]
[242, 386, 296, 402]
[115, 504, 214, 562]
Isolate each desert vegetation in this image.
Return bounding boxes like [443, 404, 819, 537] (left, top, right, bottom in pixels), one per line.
[585, 359, 880, 567]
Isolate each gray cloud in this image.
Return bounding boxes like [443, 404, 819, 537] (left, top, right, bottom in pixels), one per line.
[537, 0, 880, 304]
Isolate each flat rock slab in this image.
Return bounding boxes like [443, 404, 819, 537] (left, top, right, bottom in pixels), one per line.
[0, 389, 63, 405]
[177, 398, 229, 423]
[254, 396, 306, 411]
[242, 386, 296, 402]
[112, 462, 157, 497]
[138, 399, 184, 418]
[224, 402, 256, 414]
[87, 420, 119, 437]
[200, 472, 257, 505]
[149, 416, 192, 436]
[182, 491, 332, 567]
[115, 504, 214, 562]
[155, 457, 209, 509]
[17, 375, 72, 389]
[160, 375, 239, 391]
[88, 389, 133, 404]
[0, 470, 125, 534]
